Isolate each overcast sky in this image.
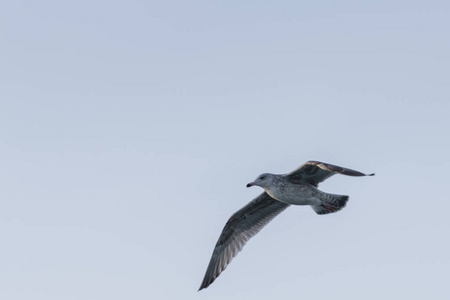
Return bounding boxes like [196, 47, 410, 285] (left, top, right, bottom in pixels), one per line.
[1, 1, 450, 299]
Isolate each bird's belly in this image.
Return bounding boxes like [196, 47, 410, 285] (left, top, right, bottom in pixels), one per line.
[266, 184, 320, 206]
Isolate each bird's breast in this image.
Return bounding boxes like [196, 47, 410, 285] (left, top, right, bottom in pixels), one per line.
[265, 183, 318, 205]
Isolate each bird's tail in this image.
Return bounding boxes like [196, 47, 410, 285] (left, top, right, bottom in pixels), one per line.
[311, 193, 349, 215]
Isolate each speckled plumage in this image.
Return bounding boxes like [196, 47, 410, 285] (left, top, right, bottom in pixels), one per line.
[199, 161, 374, 291]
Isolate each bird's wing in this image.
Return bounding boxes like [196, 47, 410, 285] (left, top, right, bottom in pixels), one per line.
[198, 192, 290, 290]
[286, 160, 374, 186]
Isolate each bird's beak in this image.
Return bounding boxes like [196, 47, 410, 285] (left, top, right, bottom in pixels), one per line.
[246, 182, 254, 188]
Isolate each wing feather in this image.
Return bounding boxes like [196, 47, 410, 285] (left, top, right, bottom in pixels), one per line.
[286, 160, 374, 186]
[198, 192, 289, 290]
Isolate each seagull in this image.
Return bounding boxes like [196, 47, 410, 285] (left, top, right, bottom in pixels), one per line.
[199, 160, 374, 291]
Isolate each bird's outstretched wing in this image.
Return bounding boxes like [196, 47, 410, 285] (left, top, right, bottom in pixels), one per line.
[286, 160, 374, 187]
[199, 193, 289, 290]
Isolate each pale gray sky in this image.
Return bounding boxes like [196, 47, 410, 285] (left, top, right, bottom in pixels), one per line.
[1, 1, 449, 299]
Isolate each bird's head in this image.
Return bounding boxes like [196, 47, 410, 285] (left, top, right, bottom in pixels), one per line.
[246, 173, 275, 188]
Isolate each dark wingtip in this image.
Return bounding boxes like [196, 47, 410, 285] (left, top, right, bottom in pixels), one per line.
[198, 280, 210, 291]
[368, 173, 375, 176]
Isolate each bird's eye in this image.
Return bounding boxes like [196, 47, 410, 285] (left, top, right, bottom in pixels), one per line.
[260, 176, 266, 180]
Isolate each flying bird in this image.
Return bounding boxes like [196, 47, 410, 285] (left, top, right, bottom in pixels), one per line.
[199, 160, 374, 290]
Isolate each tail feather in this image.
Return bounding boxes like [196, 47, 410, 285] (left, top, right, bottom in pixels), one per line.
[312, 194, 349, 215]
